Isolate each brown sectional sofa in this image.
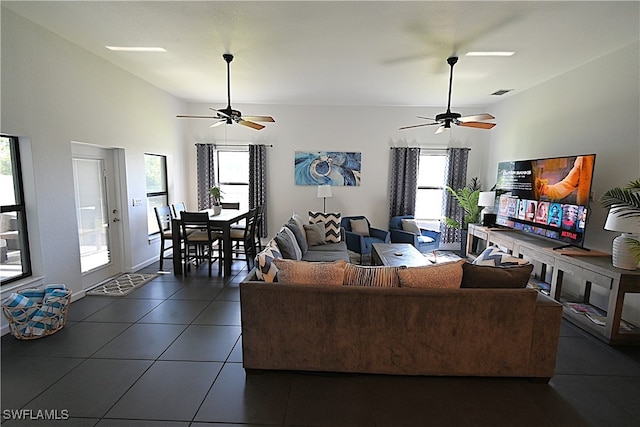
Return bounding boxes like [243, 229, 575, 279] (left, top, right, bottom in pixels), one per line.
[240, 274, 562, 381]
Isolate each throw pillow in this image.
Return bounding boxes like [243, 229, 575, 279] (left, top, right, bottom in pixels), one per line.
[350, 218, 370, 237]
[274, 227, 303, 260]
[291, 212, 306, 235]
[286, 219, 308, 254]
[401, 219, 421, 236]
[273, 259, 347, 286]
[254, 239, 282, 282]
[473, 246, 530, 267]
[343, 264, 405, 288]
[304, 222, 326, 246]
[460, 262, 534, 289]
[309, 211, 342, 243]
[397, 259, 465, 289]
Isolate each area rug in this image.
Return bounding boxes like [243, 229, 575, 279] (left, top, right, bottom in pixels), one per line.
[87, 273, 158, 296]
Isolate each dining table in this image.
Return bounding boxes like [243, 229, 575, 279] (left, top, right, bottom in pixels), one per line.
[171, 208, 251, 277]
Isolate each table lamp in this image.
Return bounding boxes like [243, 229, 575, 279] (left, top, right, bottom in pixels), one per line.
[478, 191, 496, 226]
[317, 184, 332, 212]
[604, 208, 640, 270]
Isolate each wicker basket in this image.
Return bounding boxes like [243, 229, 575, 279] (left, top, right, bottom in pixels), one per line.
[2, 287, 71, 340]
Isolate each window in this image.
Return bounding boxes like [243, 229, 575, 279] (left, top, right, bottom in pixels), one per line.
[1, 135, 32, 285]
[217, 149, 249, 210]
[415, 152, 446, 228]
[145, 154, 168, 236]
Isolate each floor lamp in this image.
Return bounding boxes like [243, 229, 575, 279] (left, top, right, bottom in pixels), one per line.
[604, 208, 640, 270]
[317, 185, 332, 212]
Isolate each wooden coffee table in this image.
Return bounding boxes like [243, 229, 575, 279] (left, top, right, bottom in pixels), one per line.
[371, 243, 432, 267]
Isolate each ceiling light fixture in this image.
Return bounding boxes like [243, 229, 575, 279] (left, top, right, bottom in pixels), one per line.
[105, 46, 167, 52]
[465, 51, 514, 57]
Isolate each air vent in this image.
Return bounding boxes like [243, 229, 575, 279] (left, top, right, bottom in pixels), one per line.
[491, 89, 513, 96]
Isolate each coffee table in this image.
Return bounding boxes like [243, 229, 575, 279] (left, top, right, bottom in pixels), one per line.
[371, 243, 431, 267]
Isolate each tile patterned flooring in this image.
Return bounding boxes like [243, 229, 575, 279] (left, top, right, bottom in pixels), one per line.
[2, 258, 640, 426]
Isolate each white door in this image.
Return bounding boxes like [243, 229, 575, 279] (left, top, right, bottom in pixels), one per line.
[71, 143, 123, 290]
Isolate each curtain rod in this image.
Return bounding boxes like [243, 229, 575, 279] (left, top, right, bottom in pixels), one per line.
[195, 143, 273, 147]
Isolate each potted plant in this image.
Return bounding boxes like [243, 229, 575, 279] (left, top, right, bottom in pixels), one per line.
[210, 185, 224, 215]
[443, 177, 482, 255]
[599, 178, 640, 268]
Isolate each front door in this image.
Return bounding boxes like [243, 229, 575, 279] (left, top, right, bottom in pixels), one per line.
[71, 143, 123, 290]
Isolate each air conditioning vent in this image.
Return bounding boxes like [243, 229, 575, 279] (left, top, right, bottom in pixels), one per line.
[491, 89, 513, 96]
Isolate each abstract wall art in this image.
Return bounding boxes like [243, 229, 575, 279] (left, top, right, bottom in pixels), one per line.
[294, 151, 361, 186]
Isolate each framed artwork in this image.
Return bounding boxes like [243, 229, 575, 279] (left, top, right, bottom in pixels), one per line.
[294, 151, 361, 186]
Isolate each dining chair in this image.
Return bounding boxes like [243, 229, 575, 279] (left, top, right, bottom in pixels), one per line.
[229, 207, 259, 269]
[153, 206, 174, 270]
[221, 202, 240, 210]
[180, 211, 223, 276]
[171, 202, 187, 219]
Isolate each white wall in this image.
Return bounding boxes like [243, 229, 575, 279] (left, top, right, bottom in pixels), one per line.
[1, 9, 190, 297]
[182, 103, 492, 237]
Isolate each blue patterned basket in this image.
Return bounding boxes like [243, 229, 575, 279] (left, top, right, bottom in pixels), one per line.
[2, 285, 71, 340]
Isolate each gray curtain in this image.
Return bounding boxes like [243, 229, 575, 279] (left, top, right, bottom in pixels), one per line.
[389, 147, 420, 218]
[249, 144, 268, 238]
[441, 147, 470, 243]
[196, 144, 216, 210]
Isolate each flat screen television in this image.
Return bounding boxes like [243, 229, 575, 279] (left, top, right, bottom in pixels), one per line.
[494, 153, 596, 249]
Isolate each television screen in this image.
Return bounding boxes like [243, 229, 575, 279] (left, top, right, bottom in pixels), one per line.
[494, 154, 596, 248]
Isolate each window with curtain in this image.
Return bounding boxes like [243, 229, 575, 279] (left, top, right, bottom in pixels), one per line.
[1, 135, 32, 285]
[145, 154, 168, 236]
[415, 152, 446, 229]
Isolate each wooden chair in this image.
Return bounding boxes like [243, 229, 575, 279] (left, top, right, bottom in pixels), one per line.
[180, 211, 223, 276]
[229, 207, 259, 269]
[171, 202, 187, 219]
[221, 202, 240, 210]
[153, 206, 174, 270]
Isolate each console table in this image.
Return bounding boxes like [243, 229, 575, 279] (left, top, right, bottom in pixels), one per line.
[467, 224, 640, 345]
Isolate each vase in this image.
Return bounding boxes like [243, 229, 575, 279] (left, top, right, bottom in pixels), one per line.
[212, 205, 222, 216]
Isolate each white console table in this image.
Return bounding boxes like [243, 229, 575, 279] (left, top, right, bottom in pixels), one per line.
[467, 224, 640, 345]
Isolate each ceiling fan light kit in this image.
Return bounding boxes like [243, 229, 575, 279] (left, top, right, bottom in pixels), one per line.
[177, 53, 275, 130]
[400, 56, 496, 134]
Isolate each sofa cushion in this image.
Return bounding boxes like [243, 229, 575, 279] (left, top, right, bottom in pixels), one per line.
[398, 259, 465, 289]
[309, 211, 342, 243]
[255, 239, 282, 282]
[273, 259, 347, 286]
[350, 218, 370, 236]
[302, 242, 350, 262]
[343, 264, 404, 288]
[275, 227, 302, 260]
[401, 218, 421, 236]
[473, 246, 529, 267]
[286, 219, 308, 254]
[460, 262, 534, 289]
[304, 222, 326, 246]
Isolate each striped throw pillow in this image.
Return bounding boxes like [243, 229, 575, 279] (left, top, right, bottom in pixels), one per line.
[343, 264, 405, 288]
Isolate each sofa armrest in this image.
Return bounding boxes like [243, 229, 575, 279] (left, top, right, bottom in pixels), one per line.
[370, 227, 391, 243]
[529, 293, 563, 379]
[344, 230, 364, 252]
[390, 229, 417, 245]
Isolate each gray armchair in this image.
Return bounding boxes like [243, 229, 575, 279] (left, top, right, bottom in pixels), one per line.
[340, 216, 390, 263]
[389, 215, 441, 253]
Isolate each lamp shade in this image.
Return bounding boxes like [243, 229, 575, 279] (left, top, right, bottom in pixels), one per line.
[317, 184, 332, 198]
[478, 191, 496, 208]
[604, 209, 640, 234]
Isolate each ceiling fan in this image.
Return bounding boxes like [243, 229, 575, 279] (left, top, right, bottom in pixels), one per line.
[177, 53, 275, 130]
[400, 56, 496, 134]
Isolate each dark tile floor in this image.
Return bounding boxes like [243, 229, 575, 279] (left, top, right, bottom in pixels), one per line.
[2, 258, 640, 426]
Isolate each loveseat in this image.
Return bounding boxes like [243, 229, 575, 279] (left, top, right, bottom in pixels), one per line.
[240, 256, 563, 381]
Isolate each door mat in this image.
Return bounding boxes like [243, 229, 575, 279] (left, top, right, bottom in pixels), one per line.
[87, 273, 158, 297]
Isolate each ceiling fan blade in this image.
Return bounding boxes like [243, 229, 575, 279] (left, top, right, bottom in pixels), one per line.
[399, 122, 439, 130]
[238, 120, 265, 130]
[416, 116, 436, 121]
[209, 120, 226, 128]
[435, 126, 447, 134]
[176, 115, 218, 119]
[210, 108, 230, 118]
[459, 113, 495, 122]
[458, 121, 496, 129]
[242, 115, 275, 123]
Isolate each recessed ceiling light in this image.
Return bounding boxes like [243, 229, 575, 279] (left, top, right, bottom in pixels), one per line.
[466, 51, 514, 57]
[105, 46, 167, 52]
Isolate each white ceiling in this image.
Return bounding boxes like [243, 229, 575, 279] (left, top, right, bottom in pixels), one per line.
[3, 1, 639, 109]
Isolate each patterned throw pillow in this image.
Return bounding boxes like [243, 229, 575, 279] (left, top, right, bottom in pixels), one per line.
[254, 239, 282, 282]
[272, 259, 347, 286]
[308, 211, 342, 243]
[397, 259, 466, 289]
[473, 246, 530, 267]
[343, 264, 404, 288]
